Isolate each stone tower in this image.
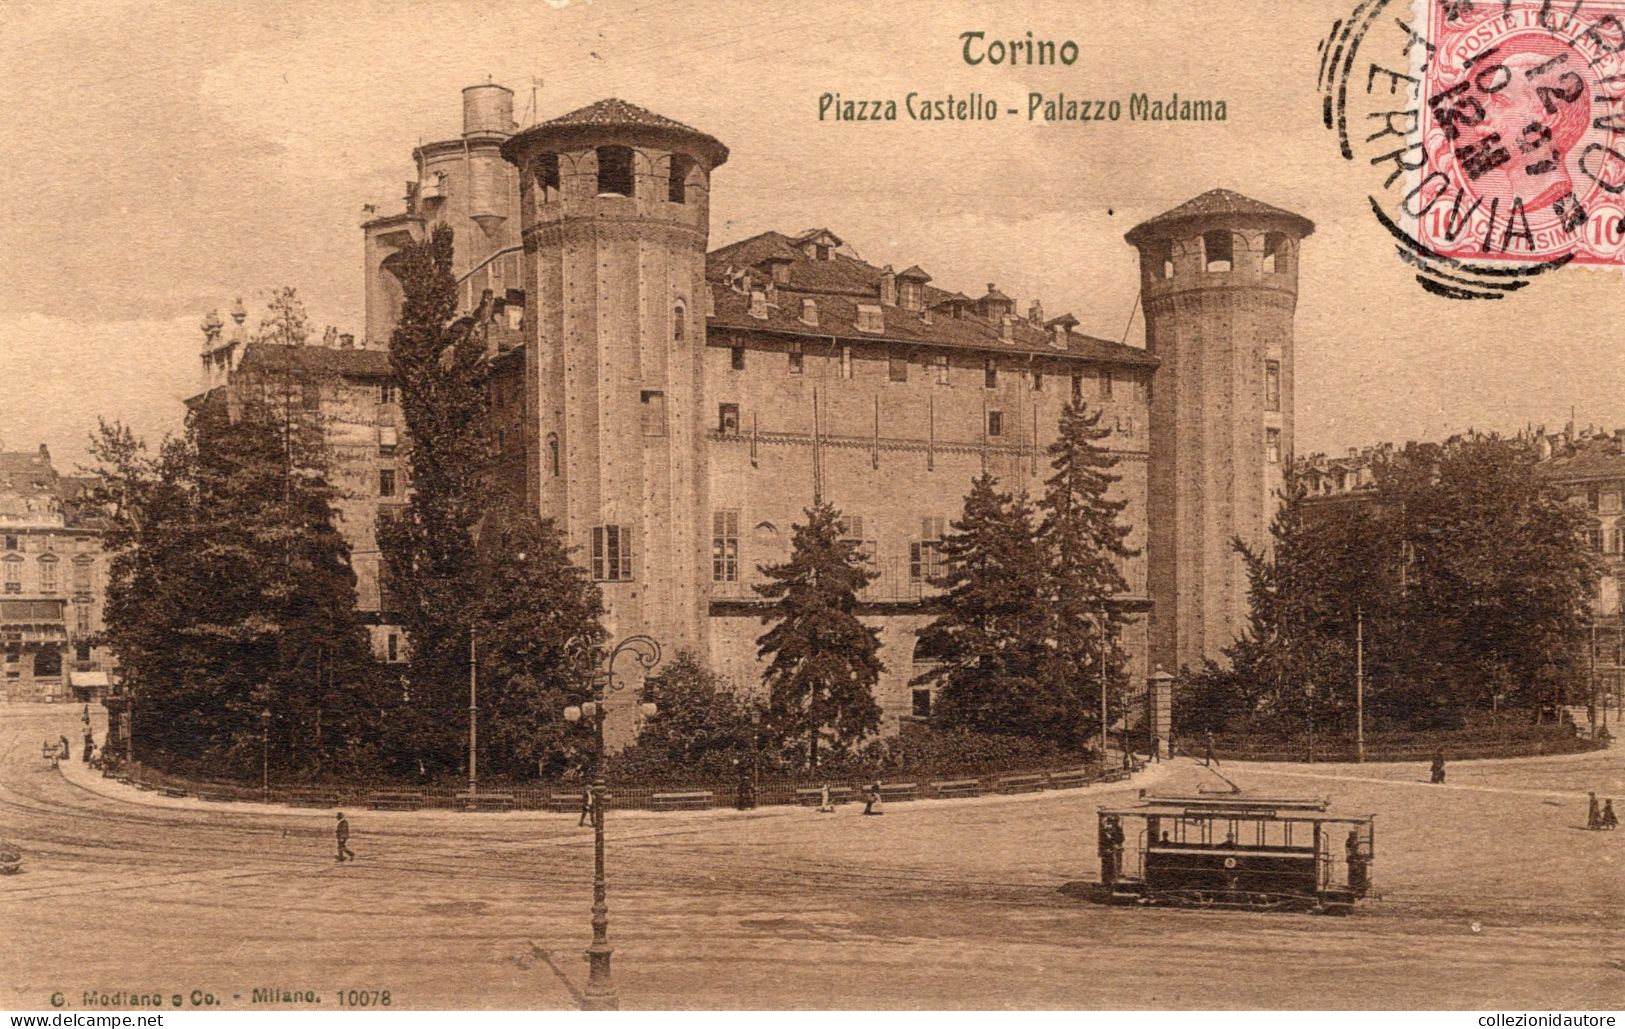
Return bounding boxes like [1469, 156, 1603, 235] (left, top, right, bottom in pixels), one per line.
[501, 100, 729, 710]
[1126, 189, 1314, 676]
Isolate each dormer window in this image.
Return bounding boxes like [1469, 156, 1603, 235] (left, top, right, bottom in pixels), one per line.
[667, 153, 694, 203]
[856, 304, 884, 333]
[596, 145, 634, 197]
[815, 244, 830, 261]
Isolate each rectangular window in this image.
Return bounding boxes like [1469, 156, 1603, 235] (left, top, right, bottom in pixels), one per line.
[1071, 373, 1083, 400]
[379, 382, 396, 405]
[39, 560, 57, 593]
[641, 390, 667, 437]
[75, 602, 90, 634]
[72, 561, 90, 592]
[788, 343, 804, 375]
[591, 525, 634, 582]
[1266, 428, 1282, 464]
[934, 353, 950, 386]
[2, 561, 19, 592]
[1589, 527, 1605, 552]
[711, 510, 739, 582]
[910, 516, 947, 583]
[1602, 491, 1622, 514]
[3, 535, 15, 551]
[1588, 487, 1602, 512]
[379, 469, 396, 498]
[984, 358, 998, 389]
[718, 403, 740, 435]
[1265, 360, 1281, 412]
[912, 688, 932, 719]
[987, 411, 1003, 437]
[730, 346, 745, 371]
[387, 633, 399, 663]
[889, 350, 908, 382]
[1031, 369, 1043, 392]
[839, 345, 853, 380]
[1100, 370, 1114, 399]
[75, 640, 91, 662]
[1134, 375, 1148, 402]
[838, 515, 877, 570]
[378, 425, 399, 456]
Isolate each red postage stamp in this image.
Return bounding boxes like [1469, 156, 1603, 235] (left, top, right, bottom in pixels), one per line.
[1411, 0, 1625, 267]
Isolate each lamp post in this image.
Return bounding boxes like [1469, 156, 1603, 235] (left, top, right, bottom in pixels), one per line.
[562, 633, 661, 1012]
[468, 630, 478, 796]
[260, 708, 271, 800]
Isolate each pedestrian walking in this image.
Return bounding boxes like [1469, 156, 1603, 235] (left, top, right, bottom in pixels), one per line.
[57, 735, 70, 761]
[1204, 730, 1218, 768]
[1602, 799, 1619, 830]
[862, 781, 883, 816]
[817, 783, 834, 814]
[1429, 749, 1446, 784]
[578, 785, 594, 828]
[81, 729, 94, 764]
[334, 812, 354, 862]
[1588, 792, 1602, 830]
[1151, 734, 1162, 762]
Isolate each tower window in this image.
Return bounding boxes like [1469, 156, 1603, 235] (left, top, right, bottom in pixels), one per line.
[591, 525, 634, 581]
[1263, 232, 1288, 274]
[910, 516, 947, 583]
[534, 153, 560, 202]
[719, 403, 740, 435]
[1203, 230, 1233, 272]
[1031, 369, 1043, 392]
[712, 510, 739, 582]
[1266, 428, 1282, 464]
[934, 353, 950, 386]
[987, 411, 1004, 437]
[1265, 360, 1281, 412]
[387, 633, 400, 663]
[547, 433, 560, 477]
[731, 346, 745, 371]
[984, 358, 998, 389]
[596, 145, 635, 197]
[673, 304, 685, 343]
[641, 390, 667, 437]
[788, 342, 804, 374]
[667, 153, 694, 203]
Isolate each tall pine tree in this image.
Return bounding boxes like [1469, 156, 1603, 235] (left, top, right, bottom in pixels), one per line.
[913, 474, 1051, 736]
[754, 501, 883, 767]
[1035, 398, 1138, 747]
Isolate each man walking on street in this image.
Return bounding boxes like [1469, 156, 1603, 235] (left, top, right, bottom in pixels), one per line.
[82, 729, 94, 764]
[578, 785, 594, 828]
[335, 812, 354, 862]
[1205, 730, 1218, 768]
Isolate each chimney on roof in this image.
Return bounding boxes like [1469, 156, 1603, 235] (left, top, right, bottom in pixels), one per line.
[800, 298, 819, 327]
[1029, 300, 1044, 325]
[323, 326, 339, 347]
[880, 266, 897, 307]
[1538, 435, 1554, 461]
[339, 333, 355, 349]
[38, 444, 50, 463]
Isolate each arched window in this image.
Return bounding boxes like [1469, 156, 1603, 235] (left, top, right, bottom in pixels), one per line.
[673, 303, 685, 343]
[1203, 230, 1233, 273]
[547, 433, 560, 477]
[668, 153, 694, 203]
[596, 146, 634, 197]
[1263, 232, 1289, 274]
[533, 153, 560, 204]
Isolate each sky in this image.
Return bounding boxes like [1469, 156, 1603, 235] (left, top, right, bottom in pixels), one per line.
[3, 0, 1621, 469]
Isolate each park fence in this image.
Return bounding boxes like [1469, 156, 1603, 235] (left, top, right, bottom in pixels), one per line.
[103, 755, 1135, 814]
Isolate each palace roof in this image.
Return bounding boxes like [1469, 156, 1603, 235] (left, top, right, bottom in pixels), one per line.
[1125, 188, 1315, 245]
[502, 97, 729, 168]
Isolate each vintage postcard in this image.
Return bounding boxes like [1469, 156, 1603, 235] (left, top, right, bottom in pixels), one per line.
[2, 0, 1622, 1017]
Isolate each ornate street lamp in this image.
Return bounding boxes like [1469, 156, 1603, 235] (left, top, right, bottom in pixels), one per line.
[562, 634, 661, 1012]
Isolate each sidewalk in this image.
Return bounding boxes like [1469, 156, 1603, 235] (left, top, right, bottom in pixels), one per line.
[56, 751, 1175, 824]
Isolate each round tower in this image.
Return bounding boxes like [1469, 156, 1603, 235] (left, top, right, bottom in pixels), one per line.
[501, 99, 729, 684]
[1125, 189, 1314, 677]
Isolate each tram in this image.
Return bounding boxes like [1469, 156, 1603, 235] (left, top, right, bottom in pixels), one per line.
[1095, 794, 1375, 914]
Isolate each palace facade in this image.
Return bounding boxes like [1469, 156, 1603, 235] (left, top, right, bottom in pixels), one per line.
[353, 86, 1310, 737]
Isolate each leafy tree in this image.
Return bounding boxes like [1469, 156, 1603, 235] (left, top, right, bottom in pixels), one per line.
[913, 474, 1051, 737]
[621, 650, 763, 775]
[470, 511, 604, 779]
[1034, 398, 1138, 747]
[754, 501, 884, 767]
[375, 224, 494, 774]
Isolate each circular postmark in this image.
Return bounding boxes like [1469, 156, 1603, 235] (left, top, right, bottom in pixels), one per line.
[1319, 0, 1625, 297]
